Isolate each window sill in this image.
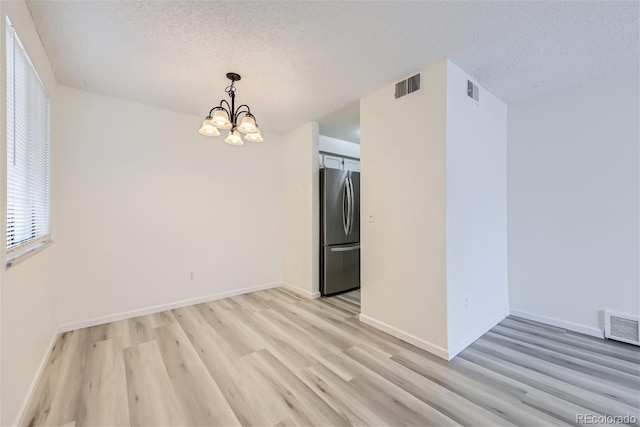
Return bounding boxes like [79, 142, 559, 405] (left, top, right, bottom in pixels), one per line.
[6, 240, 54, 269]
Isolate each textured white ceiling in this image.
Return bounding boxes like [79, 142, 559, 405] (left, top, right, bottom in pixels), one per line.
[26, 1, 639, 136]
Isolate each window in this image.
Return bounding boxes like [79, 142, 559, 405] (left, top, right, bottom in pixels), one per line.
[6, 19, 50, 259]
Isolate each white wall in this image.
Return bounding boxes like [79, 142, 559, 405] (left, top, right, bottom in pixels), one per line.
[360, 60, 509, 360]
[54, 86, 283, 328]
[360, 61, 449, 358]
[281, 122, 320, 298]
[445, 61, 509, 357]
[0, 2, 59, 424]
[319, 135, 360, 159]
[508, 71, 640, 336]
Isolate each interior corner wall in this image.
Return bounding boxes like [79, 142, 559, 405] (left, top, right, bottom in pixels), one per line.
[54, 86, 283, 328]
[0, 1, 59, 425]
[281, 122, 320, 298]
[508, 70, 640, 336]
[360, 61, 449, 359]
[445, 61, 509, 358]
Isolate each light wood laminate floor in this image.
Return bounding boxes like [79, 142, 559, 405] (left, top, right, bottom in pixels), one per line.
[24, 287, 639, 426]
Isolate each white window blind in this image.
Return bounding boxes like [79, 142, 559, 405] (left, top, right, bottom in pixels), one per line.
[6, 20, 50, 254]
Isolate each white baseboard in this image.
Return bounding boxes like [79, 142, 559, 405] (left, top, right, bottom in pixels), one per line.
[510, 309, 604, 338]
[359, 313, 450, 360]
[281, 281, 321, 300]
[59, 282, 280, 332]
[447, 309, 510, 359]
[14, 329, 59, 427]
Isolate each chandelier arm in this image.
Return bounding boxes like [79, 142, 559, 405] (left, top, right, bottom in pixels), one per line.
[208, 102, 231, 118]
[219, 99, 231, 112]
[234, 105, 252, 119]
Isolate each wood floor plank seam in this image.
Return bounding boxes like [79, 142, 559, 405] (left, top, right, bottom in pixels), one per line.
[459, 346, 640, 422]
[471, 336, 640, 408]
[483, 331, 640, 388]
[502, 317, 640, 362]
[490, 324, 640, 376]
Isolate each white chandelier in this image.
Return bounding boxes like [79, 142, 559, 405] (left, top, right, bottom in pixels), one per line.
[198, 72, 263, 145]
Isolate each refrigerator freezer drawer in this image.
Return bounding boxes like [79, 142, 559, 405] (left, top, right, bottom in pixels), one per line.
[322, 244, 360, 296]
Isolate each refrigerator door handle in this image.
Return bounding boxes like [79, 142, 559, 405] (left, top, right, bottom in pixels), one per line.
[348, 176, 354, 235]
[345, 176, 351, 235]
[346, 176, 352, 235]
[330, 244, 360, 252]
[342, 177, 349, 235]
[345, 176, 351, 236]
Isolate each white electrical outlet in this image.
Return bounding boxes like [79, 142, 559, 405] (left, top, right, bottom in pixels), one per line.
[188, 272, 195, 280]
[368, 212, 375, 223]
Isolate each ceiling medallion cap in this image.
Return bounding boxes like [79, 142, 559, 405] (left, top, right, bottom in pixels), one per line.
[226, 72, 241, 82]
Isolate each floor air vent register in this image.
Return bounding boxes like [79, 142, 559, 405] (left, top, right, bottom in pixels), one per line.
[604, 311, 640, 346]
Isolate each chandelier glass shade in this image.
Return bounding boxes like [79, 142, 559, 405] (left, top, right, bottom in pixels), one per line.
[198, 72, 263, 145]
[198, 119, 220, 136]
[224, 129, 243, 145]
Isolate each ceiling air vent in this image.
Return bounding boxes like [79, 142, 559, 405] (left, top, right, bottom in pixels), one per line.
[467, 80, 479, 103]
[605, 311, 639, 346]
[395, 73, 421, 99]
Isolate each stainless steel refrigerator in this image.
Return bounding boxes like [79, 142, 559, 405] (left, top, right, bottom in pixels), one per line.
[320, 168, 360, 296]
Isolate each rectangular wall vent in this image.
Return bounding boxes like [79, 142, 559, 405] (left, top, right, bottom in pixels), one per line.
[605, 311, 639, 346]
[467, 80, 479, 103]
[395, 73, 421, 99]
[395, 80, 407, 99]
[407, 74, 420, 94]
